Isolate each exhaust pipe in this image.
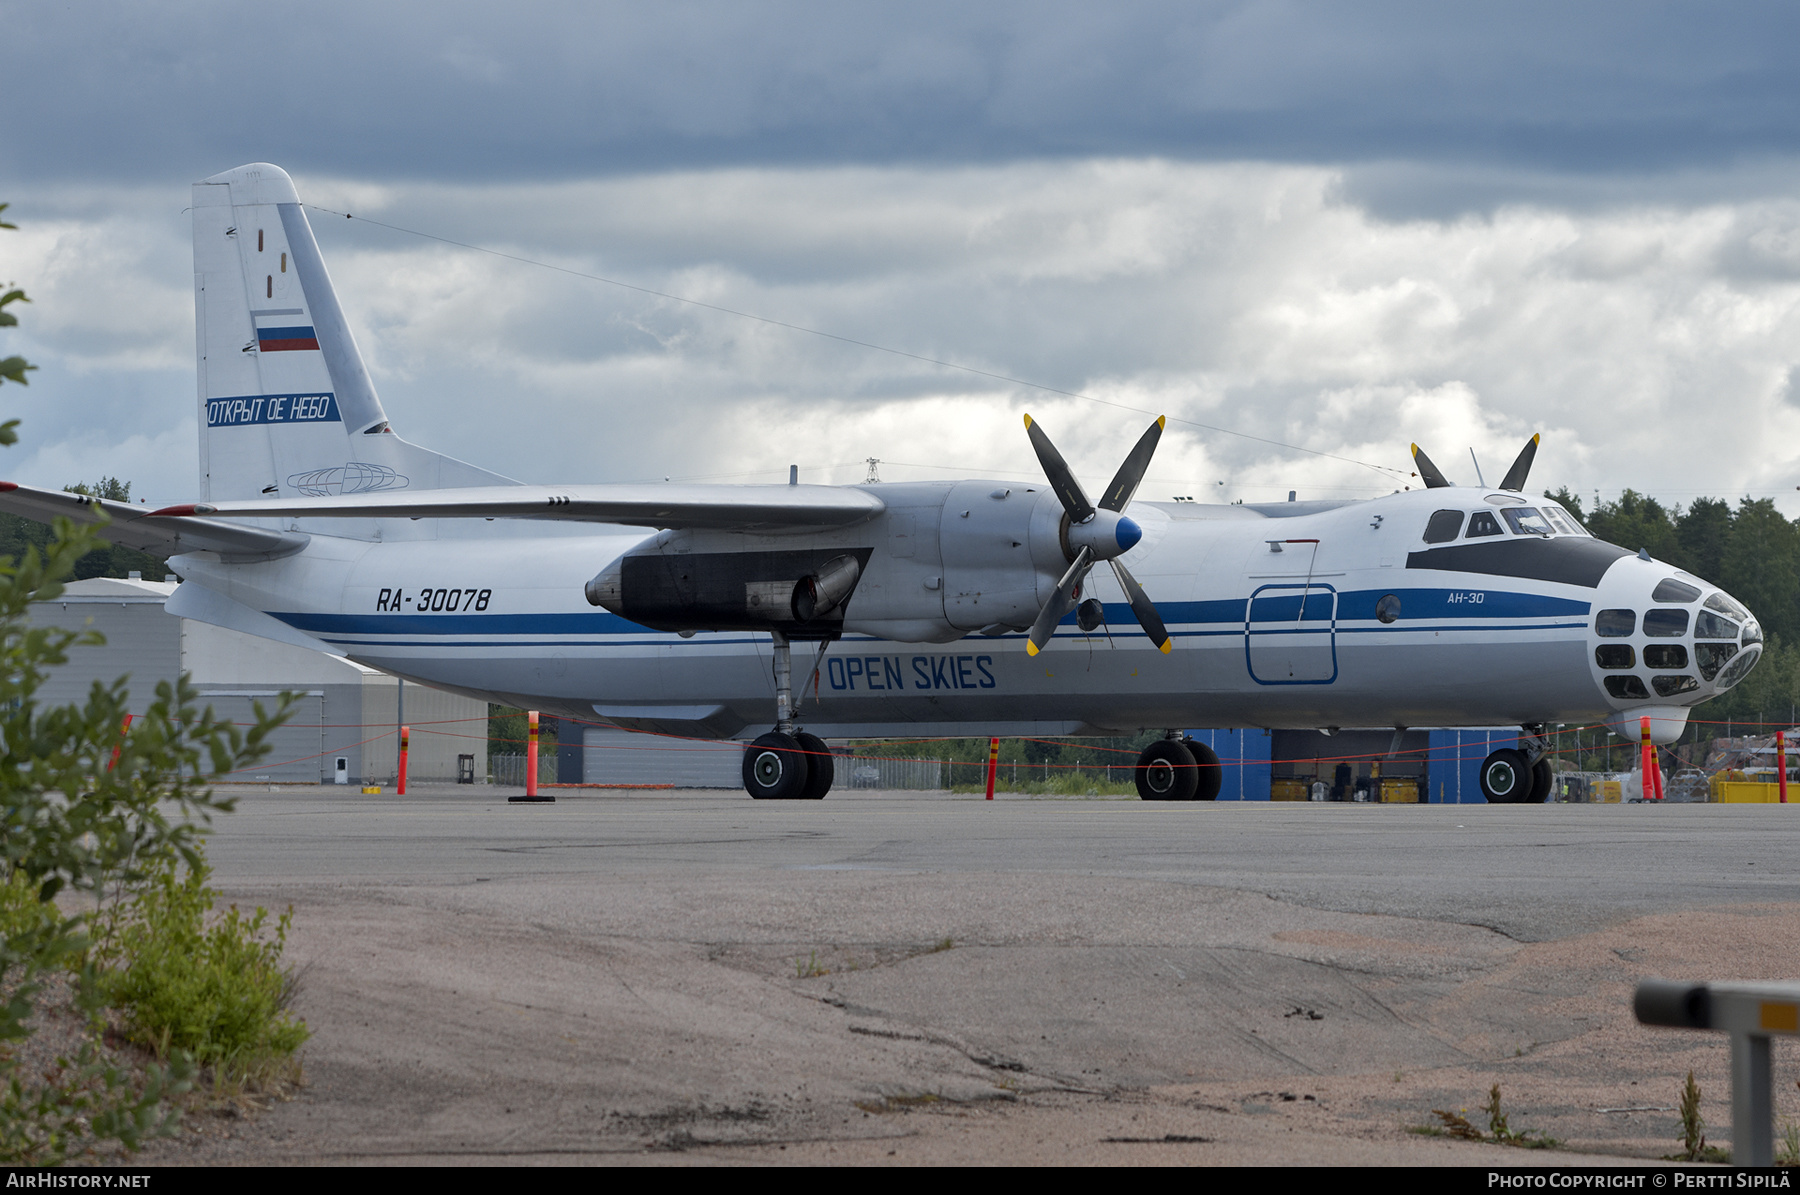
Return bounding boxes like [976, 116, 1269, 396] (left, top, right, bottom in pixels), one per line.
[792, 554, 861, 622]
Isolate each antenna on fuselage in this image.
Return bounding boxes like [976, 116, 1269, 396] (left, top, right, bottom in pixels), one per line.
[1469, 448, 1487, 488]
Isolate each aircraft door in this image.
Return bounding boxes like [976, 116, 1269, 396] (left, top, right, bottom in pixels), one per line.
[1244, 561, 1338, 685]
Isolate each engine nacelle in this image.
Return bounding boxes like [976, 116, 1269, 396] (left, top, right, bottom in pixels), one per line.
[586, 545, 870, 637]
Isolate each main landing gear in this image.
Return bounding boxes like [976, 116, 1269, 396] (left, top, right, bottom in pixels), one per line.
[1134, 733, 1223, 801]
[1478, 724, 1554, 804]
[742, 630, 833, 799]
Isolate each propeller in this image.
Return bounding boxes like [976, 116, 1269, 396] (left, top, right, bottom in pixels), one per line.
[1410, 443, 1453, 489]
[1408, 434, 1540, 491]
[1021, 415, 1173, 657]
[1499, 433, 1540, 492]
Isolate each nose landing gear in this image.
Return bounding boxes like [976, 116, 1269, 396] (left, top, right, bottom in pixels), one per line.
[742, 630, 833, 799]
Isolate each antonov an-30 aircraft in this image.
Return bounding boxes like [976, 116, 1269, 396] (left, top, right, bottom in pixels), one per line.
[0, 164, 1767, 802]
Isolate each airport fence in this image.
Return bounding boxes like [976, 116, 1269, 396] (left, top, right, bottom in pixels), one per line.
[488, 754, 541, 788]
[843, 754, 951, 791]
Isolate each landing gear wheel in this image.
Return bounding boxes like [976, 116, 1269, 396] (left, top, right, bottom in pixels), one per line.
[743, 732, 811, 799]
[1527, 758, 1553, 804]
[1136, 740, 1199, 801]
[1183, 738, 1223, 801]
[795, 732, 833, 800]
[1479, 748, 1529, 804]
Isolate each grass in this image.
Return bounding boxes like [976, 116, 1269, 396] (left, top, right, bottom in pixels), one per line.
[91, 852, 309, 1091]
[1666, 1070, 1731, 1164]
[1418, 1085, 1561, 1150]
[950, 770, 1138, 797]
[855, 1092, 943, 1114]
[795, 937, 953, 979]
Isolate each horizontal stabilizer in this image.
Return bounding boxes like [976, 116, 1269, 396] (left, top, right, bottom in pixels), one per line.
[0, 481, 308, 560]
[151, 483, 886, 532]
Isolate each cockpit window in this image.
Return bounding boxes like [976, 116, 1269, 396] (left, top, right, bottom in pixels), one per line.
[1466, 511, 1504, 538]
[1423, 510, 1464, 544]
[1501, 507, 1554, 536]
[1652, 579, 1701, 603]
[1541, 507, 1584, 536]
[1643, 609, 1690, 637]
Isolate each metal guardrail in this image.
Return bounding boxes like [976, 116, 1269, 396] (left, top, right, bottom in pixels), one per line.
[1635, 977, 1800, 1165]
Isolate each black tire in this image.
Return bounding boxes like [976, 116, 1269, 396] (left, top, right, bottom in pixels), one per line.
[1136, 740, 1199, 801]
[1527, 758, 1553, 804]
[795, 732, 833, 800]
[1183, 737, 1223, 801]
[743, 732, 811, 799]
[1479, 748, 1529, 804]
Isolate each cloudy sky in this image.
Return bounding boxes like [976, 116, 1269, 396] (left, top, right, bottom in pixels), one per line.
[9, 1, 1800, 512]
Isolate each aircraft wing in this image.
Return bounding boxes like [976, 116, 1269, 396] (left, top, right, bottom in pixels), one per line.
[150, 483, 887, 532]
[0, 481, 309, 560]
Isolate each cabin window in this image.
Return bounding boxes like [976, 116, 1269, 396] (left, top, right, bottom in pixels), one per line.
[1643, 644, 1688, 669]
[1465, 511, 1503, 538]
[1695, 641, 1737, 681]
[1604, 676, 1649, 700]
[1643, 609, 1689, 637]
[1652, 675, 1699, 698]
[280, 252, 287, 273]
[1501, 508, 1553, 536]
[1376, 594, 1401, 623]
[266, 275, 272, 298]
[1423, 510, 1463, 543]
[1595, 644, 1635, 669]
[258, 229, 263, 252]
[1651, 579, 1700, 603]
[1596, 609, 1635, 637]
[1693, 611, 1737, 640]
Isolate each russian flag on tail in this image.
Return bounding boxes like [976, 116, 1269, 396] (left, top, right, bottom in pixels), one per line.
[257, 325, 319, 352]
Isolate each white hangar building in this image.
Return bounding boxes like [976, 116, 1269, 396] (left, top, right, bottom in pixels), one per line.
[30, 577, 487, 785]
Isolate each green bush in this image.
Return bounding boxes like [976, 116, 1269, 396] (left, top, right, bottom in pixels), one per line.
[95, 850, 309, 1076]
[0, 201, 296, 1161]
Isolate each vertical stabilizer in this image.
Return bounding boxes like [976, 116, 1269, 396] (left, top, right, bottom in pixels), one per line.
[193, 163, 512, 520]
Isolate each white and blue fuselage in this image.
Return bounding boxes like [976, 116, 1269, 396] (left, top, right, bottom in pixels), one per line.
[169, 482, 1760, 744]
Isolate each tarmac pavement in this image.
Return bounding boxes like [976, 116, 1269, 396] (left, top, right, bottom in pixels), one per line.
[138, 787, 1800, 1165]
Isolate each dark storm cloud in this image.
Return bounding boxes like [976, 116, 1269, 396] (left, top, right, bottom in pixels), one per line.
[11, 0, 1800, 186]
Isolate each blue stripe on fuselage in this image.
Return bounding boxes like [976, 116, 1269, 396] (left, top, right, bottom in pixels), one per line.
[271, 587, 1589, 642]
